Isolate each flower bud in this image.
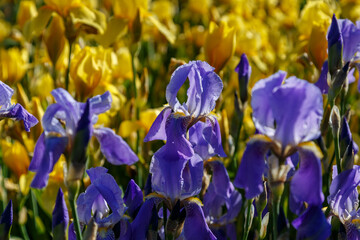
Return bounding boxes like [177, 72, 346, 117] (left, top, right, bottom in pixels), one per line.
[235, 54, 251, 104]
[17, 1, 37, 29]
[0, 200, 13, 239]
[327, 14, 343, 76]
[329, 105, 341, 138]
[328, 62, 349, 103]
[52, 189, 69, 240]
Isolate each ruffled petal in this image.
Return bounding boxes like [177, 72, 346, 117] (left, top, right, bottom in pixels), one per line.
[251, 71, 286, 138]
[93, 127, 138, 165]
[272, 76, 323, 147]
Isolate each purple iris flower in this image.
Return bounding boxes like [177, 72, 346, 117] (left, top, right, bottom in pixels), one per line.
[29, 88, 138, 188]
[145, 61, 225, 202]
[234, 71, 328, 237]
[328, 165, 360, 239]
[0, 81, 38, 131]
[77, 167, 126, 240]
[203, 160, 242, 240]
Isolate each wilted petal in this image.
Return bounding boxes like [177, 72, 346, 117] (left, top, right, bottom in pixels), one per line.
[272, 77, 323, 147]
[251, 71, 286, 138]
[183, 201, 216, 240]
[124, 179, 143, 219]
[290, 145, 324, 208]
[234, 136, 270, 199]
[292, 206, 331, 240]
[144, 107, 172, 142]
[52, 188, 69, 234]
[314, 60, 329, 94]
[30, 136, 68, 188]
[0, 103, 38, 132]
[93, 127, 138, 165]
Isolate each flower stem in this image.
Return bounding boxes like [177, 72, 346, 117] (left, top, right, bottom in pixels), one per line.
[271, 197, 279, 240]
[68, 181, 82, 240]
[242, 199, 252, 240]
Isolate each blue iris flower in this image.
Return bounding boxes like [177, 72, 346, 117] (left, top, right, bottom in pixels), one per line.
[29, 88, 138, 188]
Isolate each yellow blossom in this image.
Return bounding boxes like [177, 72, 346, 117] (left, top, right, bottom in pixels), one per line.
[204, 21, 236, 73]
[1, 140, 30, 178]
[70, 45, 112, 99]
[0, 48, 27, 84]
[17, 1, 38, 29]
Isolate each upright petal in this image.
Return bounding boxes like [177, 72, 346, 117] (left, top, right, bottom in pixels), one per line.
[251, 71, 286, 138]
[88, 91, 112, 115]
[271, 77, 323, 147]
[338, 19, 360, 62]
[234, 135, 270, 199]
[0, 81, 14, 108]
[292, 206, 331, 240]
[51, 88, 80, 122]
[290, 144, 324, 208]
[93, 127, 138, 165]
[183, 200, 216, 240]
[166, 61, 223, 117]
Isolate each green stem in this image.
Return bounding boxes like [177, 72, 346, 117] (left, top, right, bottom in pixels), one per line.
[242, 200, 252, 240]
[232, 112, 244, 170]
[271, 198, 279, 240]
[65, 42, 73, 91]
[20, 225, 30, 240]
[68, 182, 82, 240]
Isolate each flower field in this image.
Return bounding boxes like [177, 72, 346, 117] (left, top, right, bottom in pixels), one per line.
[1, 0, 360, 239]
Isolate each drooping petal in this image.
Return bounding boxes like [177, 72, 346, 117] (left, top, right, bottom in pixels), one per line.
[0, 103, 38, 132]
[143, 107, 172, 142]
[28, 132, 45, 171]
[234, 136, 270, 199]
[93, 127, 138, 165]
[131, 198, 160, 239]
[52, 188, 69, 235]
[181, 154, 204, 200]
[271, 77, 323, 147]
[30, 136, 68, 188]
[124, 179, 143, 219]
[183, 200, 216, 240]
[290, 144, 324, 209]
[314, 60, 329, 94]
[207, 160, 232, 199]
[292, 206, 331, 240]
[203, 117, 226, 158]
[251, 71, 286, 138]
